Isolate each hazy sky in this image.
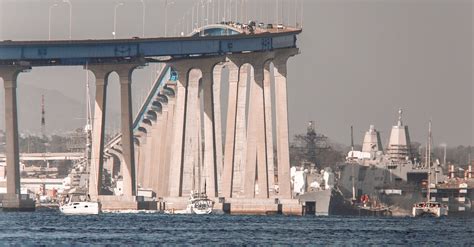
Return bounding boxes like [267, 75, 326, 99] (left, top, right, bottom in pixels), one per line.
[0, 0, 472, 147]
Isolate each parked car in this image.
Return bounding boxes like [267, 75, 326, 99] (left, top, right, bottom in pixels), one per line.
[266, 23, 274, 29]
[277, 24, 285, 29]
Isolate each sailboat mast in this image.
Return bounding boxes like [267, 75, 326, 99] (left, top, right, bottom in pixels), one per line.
[85, 63, 92, 173]
[351, 125, 356, 201]
[427, 120, 432, 202]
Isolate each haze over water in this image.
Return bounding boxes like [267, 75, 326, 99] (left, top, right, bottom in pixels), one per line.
[0, 0, 472, 146]
[0, 211, 473, 245]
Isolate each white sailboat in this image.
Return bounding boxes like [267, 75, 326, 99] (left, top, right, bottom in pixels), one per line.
[59, 188, 101, 215]
[412, 121, 448, 217]
[60, 63, 101, 215]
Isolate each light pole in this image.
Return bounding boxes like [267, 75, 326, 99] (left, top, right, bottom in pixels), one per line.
[206, 0, 210, 26]
[113, 3, 124, 39]
[140, 0, 146, 38]
[63, 0, 72, 40]
[164, 0, 175, 37]
[48, 3, 59, 40]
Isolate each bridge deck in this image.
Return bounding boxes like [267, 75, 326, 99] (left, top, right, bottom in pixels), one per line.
[0, 29, 301, 66]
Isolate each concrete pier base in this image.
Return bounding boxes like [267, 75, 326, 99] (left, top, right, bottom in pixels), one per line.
[224, 198, 280, 215]
[1, 194, 35, 212]
[97, 195, 158, 211]
[161, 197, 302, 215]
[279, 199, 304, 216]
[162, 197, 189, 211]
[223, 198, 303, 215]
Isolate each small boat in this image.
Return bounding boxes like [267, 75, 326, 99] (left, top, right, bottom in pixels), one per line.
[412, 121, 448, 217]
[165, 191, 214, 215]
[59, 189, 101, 215]
[412, 201, 448, 217]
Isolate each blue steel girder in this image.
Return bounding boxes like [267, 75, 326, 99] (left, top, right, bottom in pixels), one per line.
[0, 30, 301, 66]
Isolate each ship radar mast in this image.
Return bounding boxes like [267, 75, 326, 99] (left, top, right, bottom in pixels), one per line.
[397, 108, 403, 127]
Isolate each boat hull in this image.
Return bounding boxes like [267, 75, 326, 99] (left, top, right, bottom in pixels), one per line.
[60, 202, 101, 215]
[412, 206, 448, 217]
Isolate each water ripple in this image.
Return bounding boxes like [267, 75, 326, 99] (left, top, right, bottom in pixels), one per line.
[0, 211, 472, 245]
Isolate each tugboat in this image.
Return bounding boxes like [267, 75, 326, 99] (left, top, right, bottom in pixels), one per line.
[412, 121, 448, 217]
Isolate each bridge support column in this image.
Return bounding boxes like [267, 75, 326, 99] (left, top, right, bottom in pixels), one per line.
[181, 69, 202, 196]
[233, 65, 249, 197]
[117, 66, 139, 197]
[212, 65, 224, 196]
[87, 62, 142, 200]
[274, 58, 291, 199]
[243, 66, 268, 198]
[168, 64, 189, 197]
[136, 134, 147, 188]
[87, 65, 110, 197]
[160, 84, 176, 196]
[202, 69, 217, 197]
[263, 63, 275, 196]
[221, 63, 240, 198]
[136, 128, 151, 189]
[149, 112, 163, 193]
[0, 66, 35, 211]
[156, 98, 169, 196]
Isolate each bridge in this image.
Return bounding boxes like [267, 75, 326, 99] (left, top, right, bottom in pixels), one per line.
[0, 152, 84, 162]
[0, 24, 302, 212]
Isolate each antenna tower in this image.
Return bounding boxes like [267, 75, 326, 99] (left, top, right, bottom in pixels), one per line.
[41, 94, 46, 137]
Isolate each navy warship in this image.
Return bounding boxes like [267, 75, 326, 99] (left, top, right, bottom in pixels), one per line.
[337, 110, 453, 215]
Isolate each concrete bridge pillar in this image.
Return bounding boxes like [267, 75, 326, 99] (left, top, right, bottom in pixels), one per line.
[160, 84, 176, 196]
[168, 63, 190, 197]
[202, 68, 218, 197]
[87, 62, 142, 198]
[0, 65, 35, 211]
[149, 110, 163, 193]
[136, 125, 151, 189]
[212, 64, 225, 196]
[243, 66, 268, 198]
[181, 69, 202, 195]
[233, 64, 249, 197]
[155, 95, 170, 196]
[263, 62, 276, 196]
[138, 121, 153, 190]
[168, 58, 224, 197]
[273, 54, 293, 199]
[221, 62, 240, 198]
[87, 65, 111, 197]
[117, 66, 139, 196]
